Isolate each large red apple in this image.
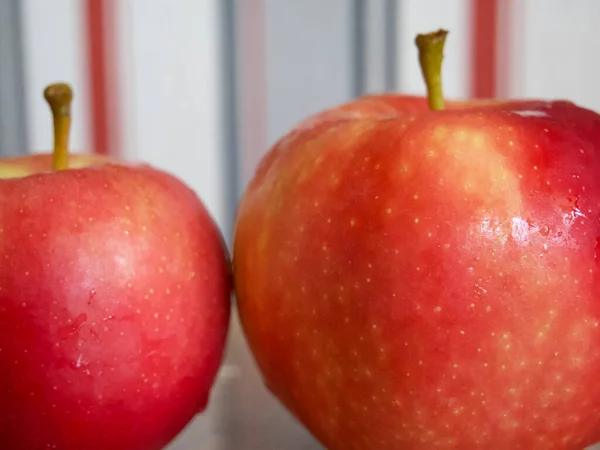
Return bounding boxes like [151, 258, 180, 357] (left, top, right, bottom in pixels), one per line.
[233, 31, 600, 449]
[0, 84, 231, 449]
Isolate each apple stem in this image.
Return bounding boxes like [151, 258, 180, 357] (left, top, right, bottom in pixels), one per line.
[415, 29, 448, 111]
[44, 83, 73, 171]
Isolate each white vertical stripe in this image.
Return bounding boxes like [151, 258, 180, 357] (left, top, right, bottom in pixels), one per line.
[496, 0, 521, 98]
[114, 0, 228, 232]
[21, 0, 90, 154]
[264, 0, 354, 146]
[112, 1, 138, 162]
[397, 0, 472, 99]
[519, 0, 600, 111]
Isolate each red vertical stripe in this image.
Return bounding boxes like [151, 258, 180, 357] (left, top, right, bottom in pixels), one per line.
[471, 0, 498, 99]
[84, 0, 120, 156]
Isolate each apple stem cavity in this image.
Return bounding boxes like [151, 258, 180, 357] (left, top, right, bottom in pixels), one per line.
[44, 83, 73, 171]
[415, 29, 448, 111]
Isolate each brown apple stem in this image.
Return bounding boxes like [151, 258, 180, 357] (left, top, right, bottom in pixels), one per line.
[415, 29, 448, 111]
[44, 83, 73, 171]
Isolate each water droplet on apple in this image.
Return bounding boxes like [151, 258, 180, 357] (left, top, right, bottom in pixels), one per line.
[69, 353, 89, 371]
[474, 284, 488, 295]
[103, 315, 115, 322]
[594, 238, 600, 267]
[563, 195, 586, 226]
[57, 313, 88, 340]
[87, 289, 97, 305]
[540, 224, 550, 237]
[88, 328, 101, 342]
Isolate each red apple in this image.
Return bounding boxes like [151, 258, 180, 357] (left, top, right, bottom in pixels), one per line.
[0, 84, 231, 449]
[233, 31, 600, 449]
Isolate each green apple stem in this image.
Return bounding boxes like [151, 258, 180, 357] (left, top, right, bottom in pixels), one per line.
[44, 83, 73, 171]
[415, 29, 448, 111]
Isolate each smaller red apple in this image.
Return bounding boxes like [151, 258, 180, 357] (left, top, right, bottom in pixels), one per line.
[0, 83, 232, 449]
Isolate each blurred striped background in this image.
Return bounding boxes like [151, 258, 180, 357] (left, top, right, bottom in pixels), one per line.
[4, 0, 600, 242]
[2, 1, 600, 448]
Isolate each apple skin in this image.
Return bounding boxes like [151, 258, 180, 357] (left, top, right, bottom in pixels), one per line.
[233, 94, 600, 449]
[0, 154, 231, 450]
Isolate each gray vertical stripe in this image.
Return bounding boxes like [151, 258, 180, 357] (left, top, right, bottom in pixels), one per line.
[352, 0, 399, 96]
[351, 0, 366, 98]
[220, 0, 241, 248]
[384, 0, 398, 92]
[0, 0, 28, 157]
